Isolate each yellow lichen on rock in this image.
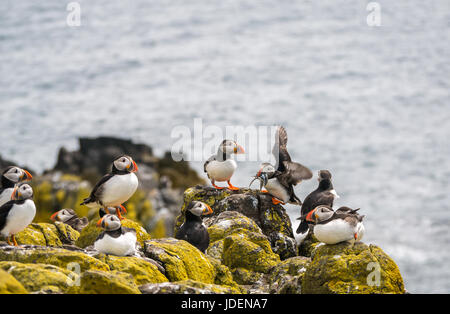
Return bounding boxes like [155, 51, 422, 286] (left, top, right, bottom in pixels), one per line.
[144, 238, 216, 284]
[0, 246, 110, 272]
[67, 270, 141, 294]
[95, 254, 168, 285]
[0, 269, 28, 294]
[0, 261, 72, 293]
[139, 279, 241, 294]
[302, 242, 405, 294]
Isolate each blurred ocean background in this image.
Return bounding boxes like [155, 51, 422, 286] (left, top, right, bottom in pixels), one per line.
[0, 0, 449, 293]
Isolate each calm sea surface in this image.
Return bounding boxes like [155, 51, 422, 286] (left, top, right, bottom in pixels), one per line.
[1, 0, 449, 293]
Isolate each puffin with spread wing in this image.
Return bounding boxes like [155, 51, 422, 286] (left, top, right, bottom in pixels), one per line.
[251, 126, 312, 205]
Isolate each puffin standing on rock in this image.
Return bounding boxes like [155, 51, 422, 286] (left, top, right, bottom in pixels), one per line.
[296, 170, 339, 235]
[204, 140, 245, 191]
[302, 205, 365, 244]
[251, 126, 312, 205]
[99, 205, 127, 219]
[0, 183, 36, 246]
[94, 214, 137, 256]
[80, 155, 138, 220]
[50, 208, 89, 232]
[0, 166, 33, 207]
[175, 201, 213, 253]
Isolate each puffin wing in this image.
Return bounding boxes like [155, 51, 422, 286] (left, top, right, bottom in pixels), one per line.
[203, 155, 216, 174]
[272, 126, 292, 172]
[0, 201, 15, 231]
[81, 174, 114, 205]
[278, 161, 313, 187]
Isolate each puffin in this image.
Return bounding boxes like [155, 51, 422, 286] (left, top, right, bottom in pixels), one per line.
[303, 205, 365, 244]
[204, 140, 245, 190]
[175, 201, 213, 253]
[94, 214, 137, 256]
[296, 170, 339, 235]
[251, 126, 312, 205]
[50, 208, 89, 232]
[0, 166, 32, 207]
[80, 155, 138, 220]
[335, 206, 365, 241]
[0, 183, 36, 246]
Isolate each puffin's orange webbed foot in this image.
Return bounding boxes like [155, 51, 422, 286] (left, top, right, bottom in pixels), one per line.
[227, 181, 240, 191]
[12, 235, 19, 247]
[271, 197, 285, 205]
[212, 182, 225, 190]
[115, 207, 125, 220]
[6, 236, 12, 246]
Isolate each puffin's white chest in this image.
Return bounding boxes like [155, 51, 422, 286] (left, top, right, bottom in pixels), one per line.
[0, 188, 14, 207]
[206, 159, 237, 182]
[314, 219, 356, 244]
[94, 232, 137, 256]
[265, 178, 290, 202]
[101, 173, 138, 206]
[1, 199, 36, 236]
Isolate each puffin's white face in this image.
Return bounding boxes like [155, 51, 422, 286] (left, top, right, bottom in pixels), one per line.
[113, 156, 138, 173]
[3, 167, 32, 183]
[51, 209, 75, 222]
[12, 183, 33, 200]
[219, 140, 245, 155]
[312, 205, 334, 222]
[97, 214, 121, 231]
[258, 163, 275, 175]
[188, 201, 213, 217]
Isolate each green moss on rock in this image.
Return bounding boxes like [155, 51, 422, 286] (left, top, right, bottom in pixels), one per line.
[144, 238, 215, 284]
[76, 218, 150, 248]
[302, 242, 405, 294]
[0, 269, 28, 294]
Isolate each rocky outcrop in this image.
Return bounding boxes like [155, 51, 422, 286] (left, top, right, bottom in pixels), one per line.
[0, 269, 28, 294]
[302, 242, 405, 294]
[175, 186, 297, 260]
[139, 279, 242, 294]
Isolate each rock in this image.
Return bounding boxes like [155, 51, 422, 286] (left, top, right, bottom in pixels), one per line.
[0, 269, 28, 294]
[0, 244, 110, 272]
[268, 256, 310, 294]
[204, 211, 280, 274]
[68, 270, 141, 294]
[0, 261, 72, 293]
[206, 256, 245, 292]
[139, 279, 241, 294]
[54, 221, 80, 245]
[144, 238, 216, 284]
[76, 218, 151, 249]
[302, 242, 405, 294]
[175, 186, 297, 259]
[15, 223, 63, 247]
[94, 254, 168, 285]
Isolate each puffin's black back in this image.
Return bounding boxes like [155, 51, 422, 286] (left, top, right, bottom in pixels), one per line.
[175, 210, 209, 253]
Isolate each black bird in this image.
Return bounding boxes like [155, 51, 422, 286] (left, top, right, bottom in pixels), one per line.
[296, 170, 340, 234]
[175, 201, 213, 253]
[252, 126, 312, 205]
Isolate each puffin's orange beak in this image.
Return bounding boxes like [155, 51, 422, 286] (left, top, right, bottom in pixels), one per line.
[131, 160, 138, 172]
[96, 217, 104, 228]
[22, 170, 32, 181]
[50, 211, 59, 221]
[256, 169, 262, 177]
[202, 204, 213, 215]
[305, 209, 316, 222]
[10, 186, 18, 200]
[234, 145, 245, 154]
